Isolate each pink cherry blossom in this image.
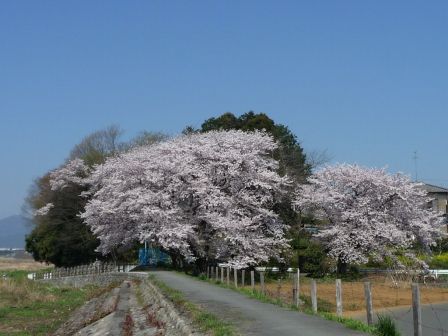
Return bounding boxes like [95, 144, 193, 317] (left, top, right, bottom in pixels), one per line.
[81, 130, 290, 268]
[295, 164, 444, 267]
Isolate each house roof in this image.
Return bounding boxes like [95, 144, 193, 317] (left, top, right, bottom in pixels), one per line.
[422, 183, 448, 193]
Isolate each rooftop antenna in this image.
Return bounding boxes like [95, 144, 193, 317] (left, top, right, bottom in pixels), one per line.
[413, 150, 418, 182]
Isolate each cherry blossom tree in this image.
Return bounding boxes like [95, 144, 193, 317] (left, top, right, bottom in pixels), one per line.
[28, 127, 169, 267]
[81, 130, 290, 269]
[294, 164, 443, 273]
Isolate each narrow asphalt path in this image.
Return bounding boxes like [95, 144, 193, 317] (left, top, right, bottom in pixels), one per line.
[352, 302, 448, 336]
[152, 271, 366, 336]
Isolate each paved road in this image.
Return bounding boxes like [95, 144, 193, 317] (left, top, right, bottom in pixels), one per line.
[152, 271, 366, 336]
[352, 302, 448, 336]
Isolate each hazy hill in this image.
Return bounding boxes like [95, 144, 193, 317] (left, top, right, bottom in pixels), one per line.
[0, 215, 33, 248]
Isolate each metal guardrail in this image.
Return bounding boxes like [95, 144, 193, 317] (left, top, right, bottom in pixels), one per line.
[428, 269, 448, 278]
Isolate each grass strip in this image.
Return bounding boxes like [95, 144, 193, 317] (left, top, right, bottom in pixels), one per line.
[149, 275, 237, 336]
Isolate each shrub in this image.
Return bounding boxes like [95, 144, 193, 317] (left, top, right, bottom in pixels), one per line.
[429, 252, 448, 269]
[375, 314, 400, 336]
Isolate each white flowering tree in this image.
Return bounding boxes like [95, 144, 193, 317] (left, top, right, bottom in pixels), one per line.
[80, 130, 290, 270]
[28, 127, 169, 267]
[294, 164, 443, 273]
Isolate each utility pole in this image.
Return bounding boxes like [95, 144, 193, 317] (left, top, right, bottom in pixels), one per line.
[413, 151, 418, 182]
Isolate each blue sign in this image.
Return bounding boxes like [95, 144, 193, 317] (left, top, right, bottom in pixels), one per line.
[138, 248, 171, 266]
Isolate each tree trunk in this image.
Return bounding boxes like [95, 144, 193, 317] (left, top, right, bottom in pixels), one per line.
[170, 253, 180, 270]
[337, 258, 348, 275]
[192, 257, 207, 276]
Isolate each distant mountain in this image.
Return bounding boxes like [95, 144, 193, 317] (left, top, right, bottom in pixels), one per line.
[0, 215, 33, 248]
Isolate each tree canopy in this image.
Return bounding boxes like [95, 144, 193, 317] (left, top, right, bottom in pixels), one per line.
[25, 119, 442, 276]
[193, 112, 310, 182]
[69, 125, 123, 165]
[25, 127, 168, 267]
[43, 130, 290, 270]
[294, 164, 443, 272]
[25, 170, 99, 267]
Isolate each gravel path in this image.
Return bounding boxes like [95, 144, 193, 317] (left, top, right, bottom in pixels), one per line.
[152, 271, 367, 336]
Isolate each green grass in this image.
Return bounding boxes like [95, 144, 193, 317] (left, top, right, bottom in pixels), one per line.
[320, 312, 377, 334]
[375, 314, 401, 336]
[149, 275, 237, 336]
[0, 270, 107, 336]
[429, 252, 448, 269]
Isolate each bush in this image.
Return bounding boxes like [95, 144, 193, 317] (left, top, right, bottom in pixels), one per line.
[430, 252, 448, 268]
[291, 234, 332, 277]
[432, 236, 448, 254]
[375, 314, 400, 336]
[429, 253, 448, 269]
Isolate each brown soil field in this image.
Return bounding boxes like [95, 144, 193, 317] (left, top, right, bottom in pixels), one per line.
[0, 257, 51, 271]
[247, 276, 448, 315]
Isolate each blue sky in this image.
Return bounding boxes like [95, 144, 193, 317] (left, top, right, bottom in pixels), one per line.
[1, 1, 447, 219]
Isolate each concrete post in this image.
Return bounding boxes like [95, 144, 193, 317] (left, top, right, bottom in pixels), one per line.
[251, 270, 255, 291]
[234, 268, 238, 288]
[412, 283, 422, 336]
[364, 282, 373, 325]
[336, 279, 343, 317]
[260, 272, 265, 294]
[311, 279, 317, 313]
